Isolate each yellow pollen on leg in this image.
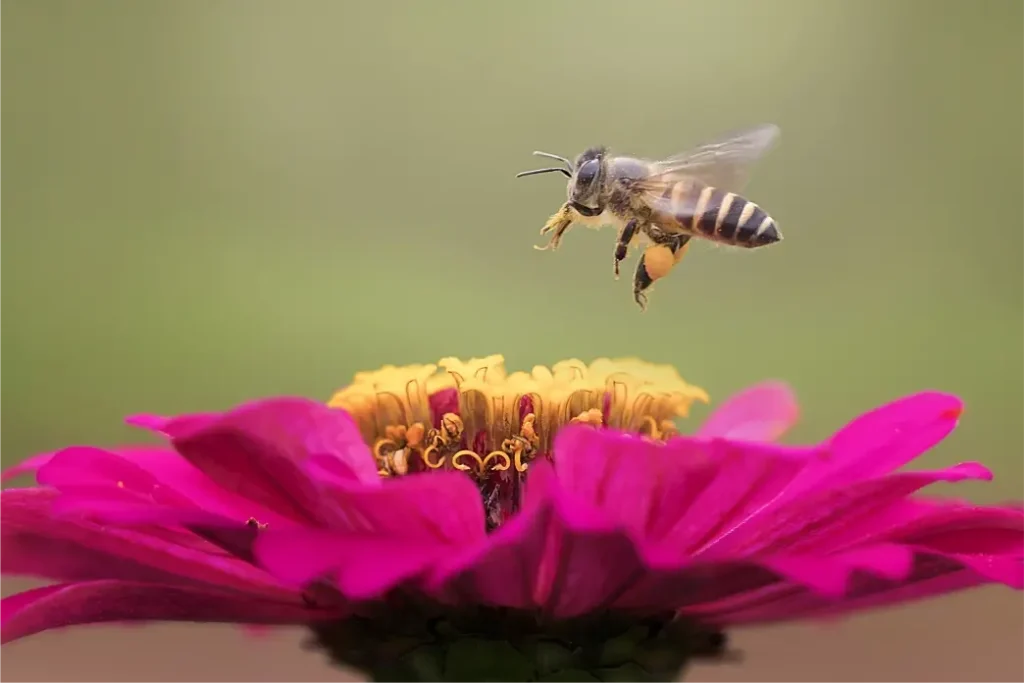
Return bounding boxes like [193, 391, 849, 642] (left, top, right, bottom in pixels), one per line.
[327, 355, 709, 480]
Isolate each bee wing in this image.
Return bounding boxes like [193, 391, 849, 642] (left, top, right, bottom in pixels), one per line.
[634, 124, 780, 216]
[648, 123, 780, 190]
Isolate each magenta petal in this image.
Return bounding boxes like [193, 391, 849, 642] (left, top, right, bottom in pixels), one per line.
[38, 447, 189, 506]
[1, 488, 288, 594]
[431, 485, 861, 616]
[835, 544, 916, 581]
[253, 472, 485, 597]
[551, 425, 811, 556]
[328, 471, 486, 543]
[551, 426, 709, 539]
[656, 439, 806, 556]
[713, 551, 1016, 626]
[821, 391, 963, 483]
[697, 382, 799, 442]
[166, 397, 377, 524]
[521, 458, 559, 515]
[1, 581, 327, 644]
[429, 491, 651, 617]
[171, 398, 377, 483]
[878, 501, 1024, 556]
[3, 489, 172, 584]
[255, 528, 453, 600]
[940, 553, 1024, 588]
[1, 451, 60, 483]
[51, 494, 266, 563]
[763, 557, 850, 597]
[796, 572, 984, 623]
[701, 462, 993, 558]
[126, 411, 223, 438]
[50, 494, 233, 529]
[125, 413, 177, 432]
[35, 446, 295, 527]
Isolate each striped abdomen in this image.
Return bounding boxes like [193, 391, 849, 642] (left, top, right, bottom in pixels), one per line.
[665, 182, 781, 248]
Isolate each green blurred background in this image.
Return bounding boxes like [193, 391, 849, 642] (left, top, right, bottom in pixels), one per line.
[2, 1, 1022, 681]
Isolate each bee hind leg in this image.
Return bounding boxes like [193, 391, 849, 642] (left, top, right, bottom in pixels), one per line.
[632, 254, 654, 312]
[631, 235, 691, 312]
[613, 219, 640, 280]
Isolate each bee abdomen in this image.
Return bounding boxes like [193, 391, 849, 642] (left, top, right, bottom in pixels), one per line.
[694, 190, 781, 248]
[667, 183, 781, 248]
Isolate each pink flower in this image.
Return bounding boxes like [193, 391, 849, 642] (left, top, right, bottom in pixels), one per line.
[2, 356, 1021, 682]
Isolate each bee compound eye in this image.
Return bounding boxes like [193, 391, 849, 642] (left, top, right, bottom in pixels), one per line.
[577, 159, 598, 185]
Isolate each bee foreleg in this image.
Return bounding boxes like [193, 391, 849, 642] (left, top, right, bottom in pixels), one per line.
[631, 235, 691, 312]
[613, 219, 640, 280]
[534, 203, 574, 251]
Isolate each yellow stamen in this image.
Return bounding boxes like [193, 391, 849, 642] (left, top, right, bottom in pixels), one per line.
[328, 355, 708, 480]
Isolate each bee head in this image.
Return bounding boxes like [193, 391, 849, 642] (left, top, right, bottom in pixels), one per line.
[515, 146, 607, 216]
[567, 147, 607, 216]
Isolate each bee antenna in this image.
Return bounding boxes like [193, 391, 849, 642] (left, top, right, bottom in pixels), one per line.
[531, 150, 573, 169]
[515, 167, 572, 179]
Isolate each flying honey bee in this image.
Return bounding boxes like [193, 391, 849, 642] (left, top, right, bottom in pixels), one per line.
[516, 124, 783, 311]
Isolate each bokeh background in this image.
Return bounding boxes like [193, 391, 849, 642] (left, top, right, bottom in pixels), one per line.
[2, 0, 1022, 680]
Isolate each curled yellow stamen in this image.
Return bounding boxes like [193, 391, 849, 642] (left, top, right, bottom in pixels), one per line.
[329, 355, 707, 482]
[451, 448, 514, 477]
[638, 415, 681, 442]
[571, 408, 604, 428]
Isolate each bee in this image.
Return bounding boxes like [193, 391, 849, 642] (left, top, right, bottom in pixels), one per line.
[516, 124, 783, 311]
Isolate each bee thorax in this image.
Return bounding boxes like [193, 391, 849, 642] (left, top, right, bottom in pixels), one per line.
[573, 207, 623, 230]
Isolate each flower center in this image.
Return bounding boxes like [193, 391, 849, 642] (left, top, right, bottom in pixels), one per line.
[328, 355, 708, 528]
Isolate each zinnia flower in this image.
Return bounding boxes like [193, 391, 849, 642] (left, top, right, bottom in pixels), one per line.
[2, 355, 1021, 682]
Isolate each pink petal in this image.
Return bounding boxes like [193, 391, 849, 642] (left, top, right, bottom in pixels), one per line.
[850, 500, 1024, 556]
[431, 487, 870, 616]
[124, 413, 179, 433]
[690, 542, 1022, 627]
[697, 382, 800, 442]
[550, 425, 812, 556]
[255, 528, 453, 600]
[325, 471, 486, 544]
[37, 447, 192, 506]
[655, 439, 807, 556]
[798, 557, 991, 622]
[711, 551, 1014, 626]
[165, 398, 377, 525]
[1, 451, 60, 483]
[803, 391, 964, 491]
[3, 489, 170, 584]
[429, 490, 652, 616]
[254, 471, 486, 599]
[35, 446, 295, 528]
[667, 548, 917, 622]
[47, 494, 266, 563]
[762, 557, 851, 597]
[834, 544, 916, 581]
[550, 426, 721, 542]
[699, 462, 992, 558]
[521, 458, 559, 515]
[940, 553, 1024, 588]
[1, 488, 289, 596]
[1, 581, 328, 644]
[551, 426, 670, 533]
